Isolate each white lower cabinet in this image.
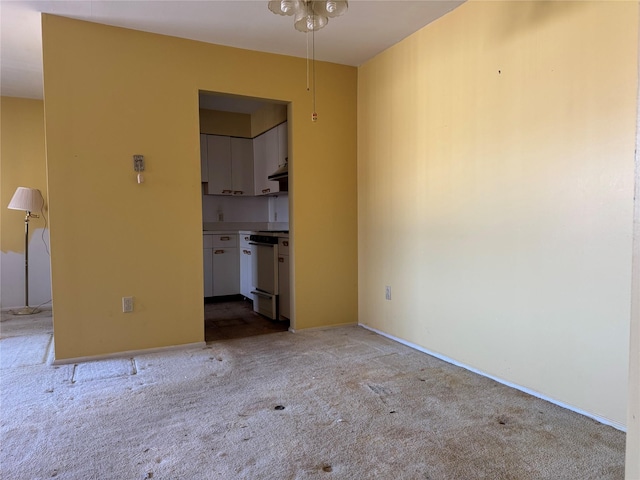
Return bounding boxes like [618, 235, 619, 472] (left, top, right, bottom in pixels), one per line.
[203, 233, 239, 297]
[203, 247, 214, 297]
[278, 237, 290, 320]
[239, 232, 254, 299]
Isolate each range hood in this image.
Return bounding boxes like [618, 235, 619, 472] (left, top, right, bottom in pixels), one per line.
[268, 160, 288, 181]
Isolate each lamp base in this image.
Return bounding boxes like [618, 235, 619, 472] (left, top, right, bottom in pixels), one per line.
[10, 306, 41, 316]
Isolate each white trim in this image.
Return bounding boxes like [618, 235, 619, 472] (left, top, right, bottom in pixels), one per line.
[289, 321, 357, 333]
[360, 324, 626, 432]
[51, 341, 207, 365]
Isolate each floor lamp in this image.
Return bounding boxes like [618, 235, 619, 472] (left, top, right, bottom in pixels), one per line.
[7, 187, 44, 315]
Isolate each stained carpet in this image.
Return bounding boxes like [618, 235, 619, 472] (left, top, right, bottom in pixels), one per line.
[0, 311, 625, 479]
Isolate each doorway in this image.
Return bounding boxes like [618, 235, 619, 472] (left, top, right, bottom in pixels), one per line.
[198, 91, 291, 342]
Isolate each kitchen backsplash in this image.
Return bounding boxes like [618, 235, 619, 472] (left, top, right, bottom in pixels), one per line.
[202, 192, 288, 224]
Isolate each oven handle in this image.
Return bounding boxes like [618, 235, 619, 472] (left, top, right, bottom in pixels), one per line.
[249, 242, 276, 247]
[251, 290, 274, 299]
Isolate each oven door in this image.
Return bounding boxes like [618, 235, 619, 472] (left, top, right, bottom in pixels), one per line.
[250, 242, 279, 295]
[252, 290, 277, 319]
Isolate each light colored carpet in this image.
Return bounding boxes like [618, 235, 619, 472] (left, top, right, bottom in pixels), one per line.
[0, 312, 625, 479]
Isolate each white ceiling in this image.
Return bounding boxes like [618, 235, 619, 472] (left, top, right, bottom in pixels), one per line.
[0, 0, 464, 100]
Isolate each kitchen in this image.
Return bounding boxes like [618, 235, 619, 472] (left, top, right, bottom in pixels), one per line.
[199, 92, 291, 341]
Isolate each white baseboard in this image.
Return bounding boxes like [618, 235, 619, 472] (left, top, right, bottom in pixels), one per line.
[360, 324, 626, 432]
[289, 321, 358, 333]
[52, 341, 207, 365]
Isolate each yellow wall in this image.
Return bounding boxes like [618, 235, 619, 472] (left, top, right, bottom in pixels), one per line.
[42, 16, 357, 359]
[358, 0, 637, 428]
[0, 97, 51, 309]
[199, 103, 287, 138]
[199, 109, 251, 137]
[251, 103, 288, 137]
[1, 97, 48, 253]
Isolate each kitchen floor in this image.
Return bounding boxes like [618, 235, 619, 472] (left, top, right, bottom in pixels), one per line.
[204, 298, 289, 342]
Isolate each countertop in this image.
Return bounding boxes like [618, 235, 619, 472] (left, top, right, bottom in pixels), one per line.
[203, 221, 288, 232]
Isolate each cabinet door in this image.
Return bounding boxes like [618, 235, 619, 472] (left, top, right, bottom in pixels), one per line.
[240, 247, 253, 298]
[203, 248, 214, 298]
[253, 131, 269, 195]
[213, 248, 240, 296]
[253, 127, 280, 195]
[239, 233, 254, 299]
[277, 121, 288, 167]
[278, 254, 290, 319]
[200, 134, 208, 182]
[206, 135, 232, 195]
[231, 137, 254, 196]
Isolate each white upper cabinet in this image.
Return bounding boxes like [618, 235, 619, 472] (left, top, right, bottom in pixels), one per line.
[206, 135, 232, 195]
[204, 135, 254, 196]
[277, 121, 288, 168]
[254, 121, 287, 196]
[230, 137, 254, 196]
[201, 120, 286, 197]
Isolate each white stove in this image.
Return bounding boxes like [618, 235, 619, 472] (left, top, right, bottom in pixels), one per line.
[249, 231, 288, 320]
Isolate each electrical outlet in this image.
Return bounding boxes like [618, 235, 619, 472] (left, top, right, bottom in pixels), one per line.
[122, 296, 133, 313]
[385, 286, 391, 301]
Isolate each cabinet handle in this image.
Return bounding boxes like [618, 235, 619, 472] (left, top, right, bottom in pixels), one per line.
[214, 250, 224, 254]
[279, 257, 284, 263]
[262, 188, 271, 194]
[234, 191, 243, 195]
[220, 236, 230, 241]
[222, 189, 232, 194]
[282, 241, 289, 246]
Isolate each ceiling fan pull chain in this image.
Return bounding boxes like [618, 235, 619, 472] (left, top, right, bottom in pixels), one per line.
[312, 24, 317, 122]
[306, 29, 310, 92]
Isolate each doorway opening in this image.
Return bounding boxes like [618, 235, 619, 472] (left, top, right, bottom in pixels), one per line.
[198, 91, 291, 342]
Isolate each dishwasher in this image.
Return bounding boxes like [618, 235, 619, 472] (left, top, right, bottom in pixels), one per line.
[249, 234, 279, 319]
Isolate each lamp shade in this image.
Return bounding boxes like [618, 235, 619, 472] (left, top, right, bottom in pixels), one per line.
[7, 187, 44, 212]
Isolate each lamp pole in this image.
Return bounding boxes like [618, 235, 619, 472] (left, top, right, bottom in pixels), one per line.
[14, 210, 40, 315]
[7, 186, 44, 316]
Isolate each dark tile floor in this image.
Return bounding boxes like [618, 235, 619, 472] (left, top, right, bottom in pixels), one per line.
[204, 298, 289, 342]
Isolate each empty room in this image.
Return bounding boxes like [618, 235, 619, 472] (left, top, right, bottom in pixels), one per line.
[1, 1, 638, 478]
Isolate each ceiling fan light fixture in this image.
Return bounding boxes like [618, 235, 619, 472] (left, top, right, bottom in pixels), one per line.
[271, 0, 347, 32]
[314, 0, 348, 18]
[268, 0, 300, 16]
[294, 6, 328, 32]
